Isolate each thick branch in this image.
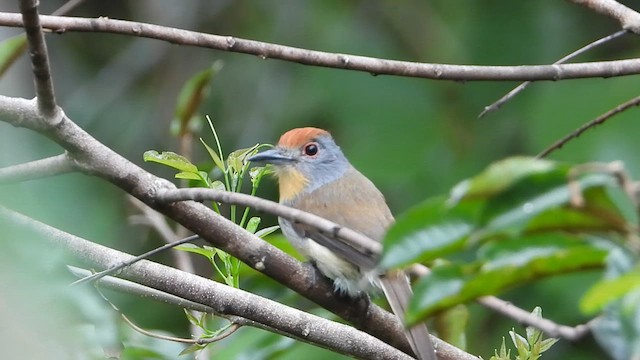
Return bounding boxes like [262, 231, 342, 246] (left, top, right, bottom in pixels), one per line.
[0, 206, 412, 360]
[569, 0, 640, 33]
[18, 1, 58, 119]
[0, 153, 75, 183]
[1, 12, 640, 81]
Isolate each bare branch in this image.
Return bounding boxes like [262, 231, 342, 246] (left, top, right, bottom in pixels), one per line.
[537, 94, 640, 158]
[71, 234, 200, 286]
[476, 296, 593, 341]
[156, 187, 382, 261]
[0, 206, 415, 360]
[479, 29, 628, 118]
[569, 0, 640, 33]
[128, 196, 195, 273]
[409, 264, 592, 341]
[0, 153, 75, 183]
[1, 13, 640, 81]
[18, 1, 58, 119]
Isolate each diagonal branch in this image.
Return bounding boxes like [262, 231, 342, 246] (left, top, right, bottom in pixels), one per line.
[0, 153, 75, 183]
[0, 206, 414, 360]
[537, 94, 640, 158]
[18, 0, 58, 119]
[479, 29, 629, 118]
[2, 13, 640, 81]
[409, 264, 593, 341]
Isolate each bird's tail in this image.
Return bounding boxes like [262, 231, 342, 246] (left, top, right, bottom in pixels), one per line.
[379, 270, 437, 360]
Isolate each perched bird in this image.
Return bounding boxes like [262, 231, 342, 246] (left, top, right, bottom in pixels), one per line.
[248, 127, 436, 360]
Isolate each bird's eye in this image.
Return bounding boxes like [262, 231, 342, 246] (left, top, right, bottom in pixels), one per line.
[303, 142, 319, 156]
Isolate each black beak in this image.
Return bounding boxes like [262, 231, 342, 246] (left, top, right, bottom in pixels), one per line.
[247, 148, 295, 165]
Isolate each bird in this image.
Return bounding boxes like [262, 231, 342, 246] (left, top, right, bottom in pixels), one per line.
[248, 127, 436, 360]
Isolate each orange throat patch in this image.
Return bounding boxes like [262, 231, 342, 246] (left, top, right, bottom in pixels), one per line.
[275, 167, 309, 203]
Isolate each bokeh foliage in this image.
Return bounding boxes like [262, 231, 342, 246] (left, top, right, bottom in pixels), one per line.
[2, 1, 640, 359]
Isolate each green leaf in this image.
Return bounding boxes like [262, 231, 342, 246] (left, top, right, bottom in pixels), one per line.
[406, 234, 607, 324]
[539, 337, 559, 353]
[227, 144, 260, 174]
[255, 225, 280, 238]
[381, 197, 478, 269]
[172, 61, 223, 136]
[509, 329, 529, 357]
[176, 244, 216, 260]
[210, 180, 226, 191]
[183, 308, 202, 327]
[245, 217, 261, 234]
[477, 172, 614, 239]
[175, 171, 202, 180]
[580, 269, 640, 314]
[450, 157, 558, 203]
[200, 138, 226, 172]
[179, 343, 205, 356]
[0, 34, 27, 78]
[143, 150, 198, 173]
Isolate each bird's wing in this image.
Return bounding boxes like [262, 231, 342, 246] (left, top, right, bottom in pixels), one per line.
[290, 167, 393, 269]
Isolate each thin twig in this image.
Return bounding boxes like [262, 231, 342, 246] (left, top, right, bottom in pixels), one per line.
[1, 13, 640, 81]
[479, 29, 628, 118]
[51, 0, 87, 16]
[127, 195, 204, 355]
[0, 153, 75, 183]
[128, 196, 195, 273]
[71, 234, 200, 286]
[476, 296, 593, 341]
[537, 94, 640, 158]
[18, 1, 58, 119]
[96, 285, 241, 345]
[155, 187, 382, 260]
[408, 264, 592, 341]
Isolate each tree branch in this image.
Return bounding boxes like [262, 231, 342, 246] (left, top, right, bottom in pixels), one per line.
[569, 0, 640, 33]
[479, 29, 629, 118]
[0, 153, 75, 183]
[537, 94, 640, 158]
[1, 12, 640, 81]
[409, 264, 592, 341]
[18, 1, 58, 119]
[476, 296, 593, 341]
[0, 206, 414, 360]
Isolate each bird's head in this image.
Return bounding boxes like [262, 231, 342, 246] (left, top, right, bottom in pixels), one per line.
[248, 127, 351, 202]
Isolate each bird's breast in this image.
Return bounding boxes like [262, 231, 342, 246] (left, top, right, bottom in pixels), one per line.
[275, 167, 309, 203]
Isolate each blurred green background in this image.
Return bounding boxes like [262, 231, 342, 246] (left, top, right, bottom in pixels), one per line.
[2, 1, 640, 359]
